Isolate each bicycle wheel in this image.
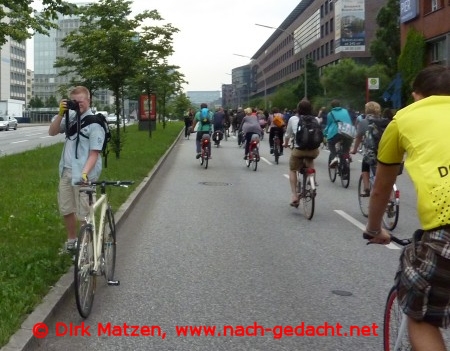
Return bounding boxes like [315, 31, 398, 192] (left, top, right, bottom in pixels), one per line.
[274, 140, 280, 164]
[384, 286, 411, 351]
[204, 147, 209, 169]
[383, 186, 400, 231]
[102, 205, 116, 282]
[252, 149, 258, 171]
[358, 174, 371, 217]
[340, 158, 350, 188]
[328, 162, 337, 182]
[301, 175, 315, 220]
[74, 224, 95, 318]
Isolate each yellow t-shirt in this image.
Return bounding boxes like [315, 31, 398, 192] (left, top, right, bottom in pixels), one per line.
[377, 95, 450, 230]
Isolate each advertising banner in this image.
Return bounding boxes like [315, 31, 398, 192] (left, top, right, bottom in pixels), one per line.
[335, 0, 365, 53]
[139, 94, 156, 121]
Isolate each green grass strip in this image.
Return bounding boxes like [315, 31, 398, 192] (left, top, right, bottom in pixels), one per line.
[0, 122, 183, 346]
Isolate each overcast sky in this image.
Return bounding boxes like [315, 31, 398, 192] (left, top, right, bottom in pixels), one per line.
[29, 0, 301, 91]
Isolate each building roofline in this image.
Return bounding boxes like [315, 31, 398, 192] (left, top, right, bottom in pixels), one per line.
[252, 0, 315, 59]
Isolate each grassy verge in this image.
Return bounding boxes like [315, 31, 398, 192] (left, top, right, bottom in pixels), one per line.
[0, 122, 183, 347]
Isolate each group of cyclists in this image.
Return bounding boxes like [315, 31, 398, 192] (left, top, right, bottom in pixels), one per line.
[185, 64, 450, 350]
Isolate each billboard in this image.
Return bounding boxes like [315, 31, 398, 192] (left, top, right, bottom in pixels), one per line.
[335, 0, 365, 53]
[400, 0, 419, 23]
[139, 94, 156, 121]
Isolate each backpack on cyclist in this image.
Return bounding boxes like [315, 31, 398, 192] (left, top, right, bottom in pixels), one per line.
[200, 108, 211, 125]
[295, 115, 323, 150]
[363, 117, 390, 165]
[272, 113, 285, 128]
[68, 113, 112, 167]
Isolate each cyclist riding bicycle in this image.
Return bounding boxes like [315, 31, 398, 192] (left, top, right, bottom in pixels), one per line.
[192, 103, 213, 159]
[364, 65, 450, 351]
[350, 101, 386, 197]
[212, 107, 225, 145]
[239, 107, 262, 160]
[283, 99, 320, 207]
[268, 107, 285, 156]
[325, 99, 353, 168]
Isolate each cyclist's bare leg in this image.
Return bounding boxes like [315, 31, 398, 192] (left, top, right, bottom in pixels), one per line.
[408, 317, 446, 351]
[289, 170, 299, 203]
[362, 171, 370, 191]
[64, 213, 78, 240]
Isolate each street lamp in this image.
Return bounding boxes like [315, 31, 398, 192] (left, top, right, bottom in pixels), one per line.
[233, 53, 268, 110]
[255, 23, 307, 99]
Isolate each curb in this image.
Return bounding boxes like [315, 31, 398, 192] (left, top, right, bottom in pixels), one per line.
[0, 129, 184, 351]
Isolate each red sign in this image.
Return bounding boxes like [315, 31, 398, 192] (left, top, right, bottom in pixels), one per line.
[139, 94, 156, 121]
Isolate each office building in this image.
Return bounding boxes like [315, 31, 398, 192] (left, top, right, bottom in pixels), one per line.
[0, 37, 27, 102]
[232, 0, 386, 107]
[400, 1, 450, 66]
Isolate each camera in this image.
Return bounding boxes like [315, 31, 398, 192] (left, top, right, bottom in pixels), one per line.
[66, 99, 80, 110]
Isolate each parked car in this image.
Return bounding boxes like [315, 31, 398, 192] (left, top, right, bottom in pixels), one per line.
[0, 116, 18, 131]
[106, 114, 120, 124]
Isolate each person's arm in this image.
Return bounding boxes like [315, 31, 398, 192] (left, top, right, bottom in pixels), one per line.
[351, 134, 363, 154]
[365, 163, 400, 244]
[49, 100, 67, 136]
[81, 150, 101, 180]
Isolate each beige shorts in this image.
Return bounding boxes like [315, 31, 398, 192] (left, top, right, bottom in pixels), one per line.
[289, 148, 320, 171]
[58, 168, 90, 220]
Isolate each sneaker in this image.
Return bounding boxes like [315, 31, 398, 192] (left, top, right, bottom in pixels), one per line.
[196, 153, 201, 159]
[59, 239, 77, 256]
[360, 189, 370, 197]
[329, 157, 339, 168]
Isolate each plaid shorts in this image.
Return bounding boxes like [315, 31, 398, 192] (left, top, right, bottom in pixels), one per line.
[395, 227, 450, 328]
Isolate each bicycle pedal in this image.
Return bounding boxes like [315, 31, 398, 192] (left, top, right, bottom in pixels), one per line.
[107, 280, 120, 286]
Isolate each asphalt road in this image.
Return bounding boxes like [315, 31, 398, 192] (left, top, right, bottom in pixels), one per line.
[0, 124, 65, 156]
[29, 132, 420, 351]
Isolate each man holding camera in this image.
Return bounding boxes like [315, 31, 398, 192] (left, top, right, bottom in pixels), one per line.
[49, 86, 106, 253]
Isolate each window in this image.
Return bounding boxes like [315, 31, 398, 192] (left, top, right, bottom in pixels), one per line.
[430, 40, 445, 64]
[330, 18, 334, 32]
[432, 0, 438, 11]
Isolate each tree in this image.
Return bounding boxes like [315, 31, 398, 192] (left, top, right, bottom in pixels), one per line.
[45, 95, 59, 108]
[29, 97, 44, 108]
[56, 0, 177, 156]
[370, 0, 401, 77]
[170, 93, 192, 119]
[0, 0, 73, 46]
[398, 28, 426, 105]
[320, 59, 389, 109]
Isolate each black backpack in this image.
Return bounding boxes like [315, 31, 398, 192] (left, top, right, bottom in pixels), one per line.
[363, 118, 390, 165]
[68, 113, 112, 167]
[295, 115, 323, 150]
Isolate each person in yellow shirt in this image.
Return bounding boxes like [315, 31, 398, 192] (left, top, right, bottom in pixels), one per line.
[364, 65, 450, 351]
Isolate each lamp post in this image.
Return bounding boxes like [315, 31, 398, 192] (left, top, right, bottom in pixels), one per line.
[255, 23, 307, 100]
[233, 53, 267, 110]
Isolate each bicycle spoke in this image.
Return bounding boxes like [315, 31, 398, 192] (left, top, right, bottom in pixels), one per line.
[102, 206, 116, 282]
[358, 175, 370, 217]
[302, 177, 315, 220]
[74, 225, 95, 318]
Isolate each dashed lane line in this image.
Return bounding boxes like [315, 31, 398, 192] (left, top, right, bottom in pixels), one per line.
[334, 209, 400, 250]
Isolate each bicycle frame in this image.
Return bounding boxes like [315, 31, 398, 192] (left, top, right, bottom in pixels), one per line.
[81, 188, 108, 275]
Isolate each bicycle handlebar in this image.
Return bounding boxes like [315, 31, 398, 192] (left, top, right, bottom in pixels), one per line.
[362, 232, 412, 246]
[75, 180, 134, 187]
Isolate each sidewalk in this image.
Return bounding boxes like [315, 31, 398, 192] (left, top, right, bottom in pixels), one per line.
[0, 130, 182, 351]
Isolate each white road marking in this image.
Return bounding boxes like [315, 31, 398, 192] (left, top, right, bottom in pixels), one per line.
[260, 157, 272, 165]
[40, 136, 53, 139]
[334, 210, 400, 250]
[26, 133, 44, 137]
[12, 140, 29, 144]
